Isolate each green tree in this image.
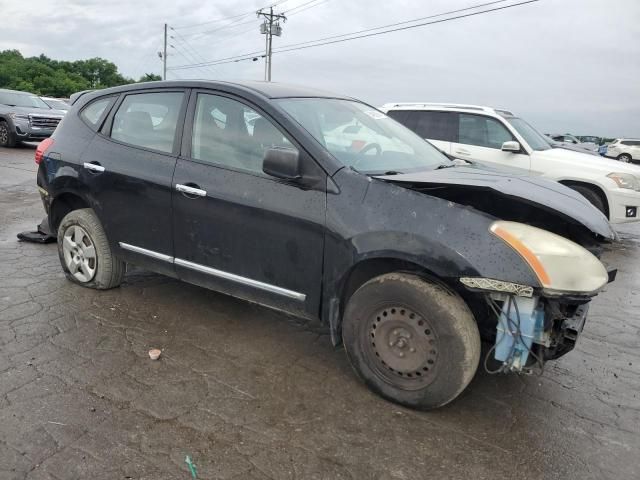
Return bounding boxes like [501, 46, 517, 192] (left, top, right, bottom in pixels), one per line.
[0, 50, 156, 98]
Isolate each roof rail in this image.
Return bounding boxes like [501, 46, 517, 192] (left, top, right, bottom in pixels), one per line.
[380, 102, 515, 116]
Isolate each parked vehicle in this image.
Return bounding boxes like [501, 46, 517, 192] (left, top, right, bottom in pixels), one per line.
[0, 88, 66, 147]
[547, 133, 599, 153]
[41, 97, 70, 111]
[36, 81, 614, 409]
[606, 138, 640, 164]
[381, 103, 640, 223]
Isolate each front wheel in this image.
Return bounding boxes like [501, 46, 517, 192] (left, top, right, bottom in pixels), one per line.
[0, 121, 17, 148]
[568, 185, 607, 216]
[342, 273, 481, 410]
[57, 208, 125, 289]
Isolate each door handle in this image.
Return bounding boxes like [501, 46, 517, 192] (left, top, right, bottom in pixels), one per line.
[454, 149, 470, 155]
[175, 183, 207, 197]
[83, 162, 105, 173]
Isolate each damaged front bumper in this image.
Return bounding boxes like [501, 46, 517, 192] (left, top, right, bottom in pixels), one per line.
[460, 273, 615, 373]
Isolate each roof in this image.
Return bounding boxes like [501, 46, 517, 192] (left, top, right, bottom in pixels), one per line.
[73, 80, 351, 103]
[380, 102, 515, 116]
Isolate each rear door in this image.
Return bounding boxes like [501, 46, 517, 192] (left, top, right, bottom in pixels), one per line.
[451, 113, 531, 173]
[81, 89, 187, 275]
[171, 90, 327, 317]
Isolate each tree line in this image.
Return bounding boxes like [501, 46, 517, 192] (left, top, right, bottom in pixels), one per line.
[0, 50, 161, 98]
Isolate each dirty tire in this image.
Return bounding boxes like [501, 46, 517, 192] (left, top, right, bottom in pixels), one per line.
[617, 154, 631, 163]
[57, 208, 125, 289]
[569, 185, 606, 216]
[342, 273, 481, 410]
[0, 121, 17, 147]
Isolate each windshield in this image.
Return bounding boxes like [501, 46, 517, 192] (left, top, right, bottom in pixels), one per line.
[505, 117, 551, 151]
[0, 91, 50, 109]
[276, 98, 449, 174]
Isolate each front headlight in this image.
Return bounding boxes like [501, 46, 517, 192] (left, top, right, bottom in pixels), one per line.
[8, 113, 29, 121]
[490, 221, 608, 294]
[608, 172, 640, 191]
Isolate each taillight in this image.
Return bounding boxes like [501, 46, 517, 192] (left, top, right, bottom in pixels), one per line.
[35, 138, 54, 165]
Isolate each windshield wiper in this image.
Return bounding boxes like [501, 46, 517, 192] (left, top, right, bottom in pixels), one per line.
[436, 163, 456, 169]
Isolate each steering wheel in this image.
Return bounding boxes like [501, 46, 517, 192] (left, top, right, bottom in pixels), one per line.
[360, 142, 382, 156]
[352, 142, 382, 169]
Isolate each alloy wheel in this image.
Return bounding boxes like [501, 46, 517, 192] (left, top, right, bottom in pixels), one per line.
[62, 225, 97, 282]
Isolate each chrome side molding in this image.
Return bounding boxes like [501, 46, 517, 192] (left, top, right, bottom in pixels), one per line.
[174, 258, 306, 301]
[118, 242, 306, 302]
[119, 242, 174, 262]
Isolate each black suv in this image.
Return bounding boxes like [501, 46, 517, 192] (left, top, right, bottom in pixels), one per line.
[36, 81, 613, 409]
[0, 88, 66, 147]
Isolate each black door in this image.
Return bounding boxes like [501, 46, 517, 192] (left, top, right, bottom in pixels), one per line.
[171, 91, 327, 317]
[81, 89, 187, 275]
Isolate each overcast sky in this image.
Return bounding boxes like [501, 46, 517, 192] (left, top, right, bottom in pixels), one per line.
[2, 0, 639, 136]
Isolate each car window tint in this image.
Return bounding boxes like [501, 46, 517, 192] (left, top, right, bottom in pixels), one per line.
[111, 92, 183, 153]
[459, 114, 513, 149]
[407, 111, 457, 142]
[386, 110, 411, 125]
[81, 97, 112, 127]
[191, 93, 294, 174]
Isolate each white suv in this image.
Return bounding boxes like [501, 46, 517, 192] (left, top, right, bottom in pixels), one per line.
[380, 103, 640, 224]
[606, 138, 640, 164]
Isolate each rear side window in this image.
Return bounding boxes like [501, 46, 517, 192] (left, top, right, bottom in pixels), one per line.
[458, 114, 513, 149]
[111, 92, 184, 153]
[407, 111, 457, 142]
[80, 97, 113, 128]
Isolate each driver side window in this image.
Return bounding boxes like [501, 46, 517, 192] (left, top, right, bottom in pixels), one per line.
[458, 114, 514, 149]
[191, 93, 295, 175]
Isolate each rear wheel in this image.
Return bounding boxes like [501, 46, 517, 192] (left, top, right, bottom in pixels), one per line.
[342, 273, 480, 410]
[568, 185, 607, 216]
[617, 154, 632, 163]
[57, 208, 125, 289]
[0, 121, 17, 148]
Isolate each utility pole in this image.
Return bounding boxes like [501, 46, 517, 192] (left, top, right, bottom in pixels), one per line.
[163, 23, 168, 80]
[257, 7, 286, 81]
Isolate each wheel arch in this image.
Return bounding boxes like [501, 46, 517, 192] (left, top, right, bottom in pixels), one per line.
[325, 254, 483, 347]
[49, 191, 92, 233]
[558, 179, 610, 219]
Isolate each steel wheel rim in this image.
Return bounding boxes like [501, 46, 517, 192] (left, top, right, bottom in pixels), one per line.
[62, 225, 97, 282]
[365, 305, 439, 390]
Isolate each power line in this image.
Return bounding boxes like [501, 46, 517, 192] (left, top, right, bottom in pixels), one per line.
[170, 31, 220, 76]
[275, 0, 512, 50]
[168, 0, 540, 71]
[171, 0, 289, 30]
[283, 0, 327, 15]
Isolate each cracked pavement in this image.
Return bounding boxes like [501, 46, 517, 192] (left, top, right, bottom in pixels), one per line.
[1, 144, 639, 479]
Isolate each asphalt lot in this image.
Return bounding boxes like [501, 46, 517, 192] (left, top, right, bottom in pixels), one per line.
[1, 143, 639, 480]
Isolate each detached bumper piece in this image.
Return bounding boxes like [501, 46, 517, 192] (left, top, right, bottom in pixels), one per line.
[487, 294, 591, 373]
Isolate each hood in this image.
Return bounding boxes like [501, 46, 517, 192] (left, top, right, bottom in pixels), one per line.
[378, 165, 616, 241]
[538, 147, 640, 175]
[4, 105, 66, 117]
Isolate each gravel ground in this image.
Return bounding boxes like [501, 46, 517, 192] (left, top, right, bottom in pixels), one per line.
[1, 143, 638, 480]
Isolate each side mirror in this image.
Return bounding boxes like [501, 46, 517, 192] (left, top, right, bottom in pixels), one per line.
[263, 147, 301, 180]
[501, 141, 521, 153]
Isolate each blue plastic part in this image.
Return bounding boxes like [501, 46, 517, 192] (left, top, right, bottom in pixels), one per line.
[494, 297, 545, 371]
